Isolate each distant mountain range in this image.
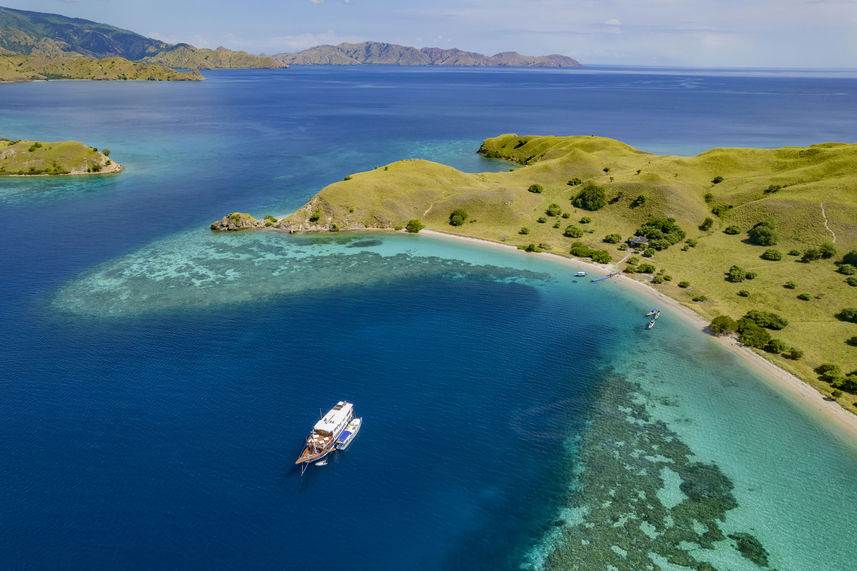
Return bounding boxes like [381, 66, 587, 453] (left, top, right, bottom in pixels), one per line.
[275, 42, 580, 68]
[0, 6, 284, 69]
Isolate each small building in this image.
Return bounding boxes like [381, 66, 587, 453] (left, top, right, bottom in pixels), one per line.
[630, 236, 650, 246]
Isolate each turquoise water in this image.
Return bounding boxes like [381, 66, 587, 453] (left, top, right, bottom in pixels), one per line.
[3, 67, 857, 569]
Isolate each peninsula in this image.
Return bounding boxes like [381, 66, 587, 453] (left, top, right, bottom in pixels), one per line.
[212, 134, 857, 414]
[0, 139, 120, 175]
[275, 41, 579, 68]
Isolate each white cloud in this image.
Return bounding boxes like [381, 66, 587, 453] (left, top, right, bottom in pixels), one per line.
[311, 0, 324, 4]
[603, 18, 621, 26]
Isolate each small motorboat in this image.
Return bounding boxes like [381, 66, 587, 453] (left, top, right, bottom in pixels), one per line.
[316, 460, 328, 466]
[645, 308, 659, 317]
[575, 271, 587, 277]
[654, 311, 661, 319]
[336, 417, 362, 450]
[646, 320, 655, 329]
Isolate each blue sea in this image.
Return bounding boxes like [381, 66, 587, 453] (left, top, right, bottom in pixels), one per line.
[2, 66, 857, 570]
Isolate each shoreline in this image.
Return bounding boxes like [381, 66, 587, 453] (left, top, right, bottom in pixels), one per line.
[419, 228, 857, 446]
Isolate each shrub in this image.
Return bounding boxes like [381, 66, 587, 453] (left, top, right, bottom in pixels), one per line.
[832, 389, 844, 399]
[797, 293, 812, 301]
[344, 175, 352, 181]
[711, 203, 731, 217]
[738, 290, 750, 297]
[815, 363, 841, 379]
[572, 184, 607, 211]
[724, 226, 741, 235]
[618, 243, 628, 251]
[569, 242, 593, 257]
[788, 249, 801, 256]
[764, 338, 788, 353]
[590, 250, 612, 264]
[537, 217, 547, 223]
[103, 148, 111, 157]
[561, 212, 570, 219]
[602, 167, 610, 173]
[522, 243, 542, 252]
[630, 195, 647, 208]
[519, 227, 530, 235]
[784, 281, 797, 289]
[838, 264, 857, 275]
[678, 281, 690, 288]
[634, 217, 686, 250]
[744, 310, 788, 330]
[567, 177, 582, 186]
[637, 263, 656, 273]
[711, 175, 724, 184]
[801, 248, 822, 262]
[847, 277, 857, 287]
[624, 265, 638, 274]
[652, 275, 664, 284]
[699, 217, 714, 231]
[819, 242, 836, 259]
[449, 209, 468, 226]
[405, 219, 424, 233]
[663, 275, 672, 281]
[603, 233, 622, 244]
[764, 184, 782, 194]
[736, 318, 771, 348]
[785, 347, 803, 360]
[563, 225, 583, 238]
[263, 215, 277, 227]
[546, 203, 562, 216]
[692, 295, 708, 302]
[553, 221, 561, 228]
[709, 315, 738, 335]
[836, 308, 857, 323]
[704, 192, 714, 203]
[745, 271, 757, 280]
[528, 183, 544, 193]
[847, 336, 857, 347]
[842, 250, 857, 266]
[579, 216, 591, 224]
[726, 265, 746, 283]
[748, 218, 779, 246]
[309, 211, 321, 222]
[760, 249, 782, 261]
[642, 248, 655, 257]
[28, 142, 42, 152]
[329, 224, 339, 232]
[685, 238, 698, 247]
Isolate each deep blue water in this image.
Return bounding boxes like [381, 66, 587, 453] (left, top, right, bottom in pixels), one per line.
[2, 66, 857, 569]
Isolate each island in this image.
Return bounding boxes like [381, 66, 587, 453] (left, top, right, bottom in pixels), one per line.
[0, 139, 120, 176]
[212, 134, 857, 415]
[0, 6, 283, 81]
[275, 41, 579, 68]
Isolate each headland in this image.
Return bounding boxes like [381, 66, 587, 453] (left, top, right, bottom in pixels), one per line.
[0, 139, 120, 176]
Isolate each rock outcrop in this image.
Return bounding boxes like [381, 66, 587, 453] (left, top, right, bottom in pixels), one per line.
[210, 212, 267, 231]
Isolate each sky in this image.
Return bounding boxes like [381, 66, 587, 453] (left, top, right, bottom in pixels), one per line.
[6, 0, 857, 67]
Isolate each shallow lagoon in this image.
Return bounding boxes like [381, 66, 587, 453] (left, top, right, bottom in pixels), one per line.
[3, 67, 857, 569]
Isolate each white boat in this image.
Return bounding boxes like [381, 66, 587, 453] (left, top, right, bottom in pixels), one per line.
[336, 417, 362, 450]
[296, 401, 354, 467]
[575, 271, 587, 277]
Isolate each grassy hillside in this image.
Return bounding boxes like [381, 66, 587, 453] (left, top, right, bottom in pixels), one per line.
[0, 54, 203, 81]
[142, 44, 286, 70]
[0, 138, 120, 175]
[0, 6, 166, 59]
[214, 134, 857, 411]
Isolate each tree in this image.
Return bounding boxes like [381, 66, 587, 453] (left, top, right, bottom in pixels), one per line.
[838, 264, 856, 275]
[603, 233, 622, 244]
[836, 308, 857, 323]
[723, 225, 741, 235]
[563, 225, 583, 238]
[449, 209, 468, 226]
[744, 310, 788, 330]
[785, 347, 803, 360]
[801, 247, 822, 262]
[748, 218, 779, 246]
[546, 203, 562, 216]
[843, 250, 857, 266]
[699, 217, 714, 231]
[590, 250, 612, 264]
[569, 242, 592, 257]
[760, 249, 782, 261]
[709, 315, 737, 336]
[736, 318, 771, 348]
[819, 242, 836, 259]
[567, 177, 582, 186]
[528, 183, 543, 193]
[519, 226, 530, 235]
[711, 175, 724, 184]
[764, 338, 788, 353]
[102, 148, 111, 157]
[832, 389, 843, 400]
[634, 217, 686, 250]
[726, 265, 746, 283]
[579, 216, 591, 224]
[848, 277, 857, 287]
[846, 336, 857, 347]
[630, 195, 647, 208]
[572, 184, 607, 211]
[405, 219, 424, 233]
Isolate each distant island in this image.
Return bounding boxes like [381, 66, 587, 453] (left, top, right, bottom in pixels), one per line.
[212, 134, 857, 414]
[275, 41, 580, 68]
[0, 138, 120, 175]
[0, 5, 285, 81]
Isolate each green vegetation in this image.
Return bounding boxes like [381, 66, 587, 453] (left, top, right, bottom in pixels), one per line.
[634, 217, 686, 250]
[761, 249, 782, 261]
[546, 203, 562, 216]
[405, 219, 424, 233]
[260, 133, 857, 412]
[143, 45, 285, 70]
[567, 177, 582, 186]
[837, 308, 857, 323]
[0, 139, 118, 176]
[572, 183, 607, 211]
[449, 209, 467, 226]
[723, 225, 741, 234]
[563, 225, 583, 238]
[528, 183, 543, 193]
[0, 54, 202, 82]
[711, 175, 724, 184]
[603, 233, 622, 244]
[699, 217, 714, 231]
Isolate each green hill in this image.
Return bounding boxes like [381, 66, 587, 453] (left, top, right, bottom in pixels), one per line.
[276, 41, 580, 67]
[212, 134, 857, 412]
[142, 44, 285, 70]
[0, 54, 203, 82]
[0, 6, 285, 72]
[0, 138, 120, 175]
